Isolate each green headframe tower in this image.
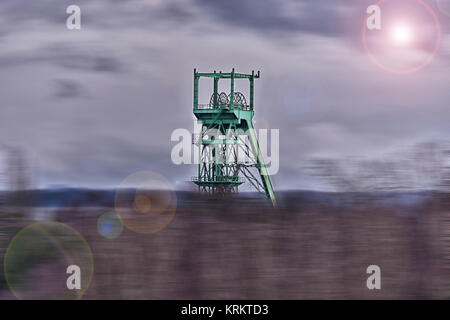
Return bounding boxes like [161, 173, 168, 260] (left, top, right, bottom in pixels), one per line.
[192, 68, 276, 205]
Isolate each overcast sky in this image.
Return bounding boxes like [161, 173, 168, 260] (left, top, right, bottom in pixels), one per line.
[0, 0, 449, 190]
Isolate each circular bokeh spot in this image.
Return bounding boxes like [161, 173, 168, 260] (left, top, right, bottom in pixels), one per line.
[362, 0, 441, 74]
[114, 171, 177, 234]
[134, 195, 152, 214]
[4, 221, 93, 300]
[97, 211, 123, 239]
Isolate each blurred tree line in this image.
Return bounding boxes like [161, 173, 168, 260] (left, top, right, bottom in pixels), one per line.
[306, 141, 450, 193]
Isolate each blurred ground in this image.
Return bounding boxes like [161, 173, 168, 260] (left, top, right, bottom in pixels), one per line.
[0, 190, 449, 299]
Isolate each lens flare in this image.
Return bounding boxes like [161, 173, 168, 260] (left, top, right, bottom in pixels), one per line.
[391, 23, 413, 46]
[4, 222, 94, 300]
[114, 171, 177, 234]
[97, 211, 123, 239]
[362, 0, 441, 74]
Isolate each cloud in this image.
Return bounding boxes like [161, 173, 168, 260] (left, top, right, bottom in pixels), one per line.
[194, 0, 357, 37]
[53, 79, 88, 99]
[0, 0, 449, 191]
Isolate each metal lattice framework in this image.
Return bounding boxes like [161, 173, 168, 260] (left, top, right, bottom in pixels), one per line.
[192, 69, 276, 205]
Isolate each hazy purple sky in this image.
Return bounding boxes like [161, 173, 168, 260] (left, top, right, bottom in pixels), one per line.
[0, 0, 449, 190]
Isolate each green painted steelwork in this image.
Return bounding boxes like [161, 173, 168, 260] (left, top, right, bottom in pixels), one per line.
[192, 69, 276, 205]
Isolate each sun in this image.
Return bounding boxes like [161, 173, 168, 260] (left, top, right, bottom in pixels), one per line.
[391, 23, 414, 46]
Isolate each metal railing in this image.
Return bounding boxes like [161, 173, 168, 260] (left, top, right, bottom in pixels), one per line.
[196, 103, 251, 110]
[191, 176, 245, 183]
